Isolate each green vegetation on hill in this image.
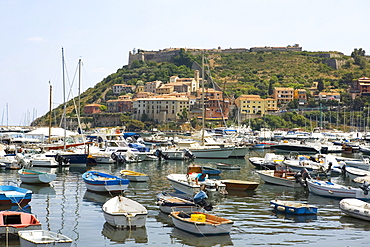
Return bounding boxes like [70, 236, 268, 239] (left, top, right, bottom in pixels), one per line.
[32, 48, 370, 131]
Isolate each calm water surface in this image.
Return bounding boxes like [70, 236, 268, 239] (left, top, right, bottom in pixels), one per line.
[1, 150, 369, 246]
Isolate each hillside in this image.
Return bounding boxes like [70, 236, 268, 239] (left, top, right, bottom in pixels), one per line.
[32, 48, 370, 127]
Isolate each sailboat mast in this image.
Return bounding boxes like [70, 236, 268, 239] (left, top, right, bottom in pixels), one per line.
[49, 81, 52, 144]
[78, 59, 81, 118]
[201, 52, 205, 146]
[62, 47, 66, 150]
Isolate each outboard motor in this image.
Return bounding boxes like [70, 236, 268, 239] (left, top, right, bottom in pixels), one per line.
[111, 152, 126, 164]
[55, 154, 70, 167]
[155, 149, 169, 161]
[183, 149, 195, 160]
[360, 182, 370, 195]
[294, 168, 311, 188]
[193, 190, 213, 211]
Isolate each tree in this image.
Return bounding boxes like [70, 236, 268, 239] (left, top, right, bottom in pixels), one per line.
[99, 105, 107, 111]
[351, 48, 366, 67]
[317, 79, 324, 91]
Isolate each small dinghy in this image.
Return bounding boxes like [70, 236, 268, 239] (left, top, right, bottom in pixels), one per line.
[156, 191, 213, 214]
[170, 211, 233, 235]
[102, 195, 148, 228]
[215, 163, 240, 170]
[0, 185, 33, 205]
[339, 198, 370, 221]
[270, 199, 318, 215]
[120, 170, 149, 182]
[82, 171, 129, 193]
[220, 179, 259, 191]
[18, 230, 73, 247]
[18, 168, 57, 184]
[0, 211, 41, 236]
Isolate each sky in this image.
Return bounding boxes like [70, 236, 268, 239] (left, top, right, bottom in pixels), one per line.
[1, 0, 369, 126]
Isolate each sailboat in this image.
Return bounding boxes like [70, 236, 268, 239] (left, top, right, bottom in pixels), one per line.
[183, 53, 234, 159]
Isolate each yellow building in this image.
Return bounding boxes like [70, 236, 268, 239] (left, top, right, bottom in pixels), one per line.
[273, 87, 294, 103]
[294, 89, 307, 104]
[235, 95, 277, 120]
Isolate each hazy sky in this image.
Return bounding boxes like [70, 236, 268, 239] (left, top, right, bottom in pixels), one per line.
[1, 0, 369, 126]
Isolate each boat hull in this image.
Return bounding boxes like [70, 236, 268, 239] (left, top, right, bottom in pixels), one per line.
[307, 179, 370, 199]
[189, 147, 234, 159]
[19, 169, 56, 184]
[82, 171, 129, 193]
[18, 230, 73, 247]
[220, 180, 259, 191]
[0, 185, 33, 204]
[339, 198, 370, 221]
[256, 170, 302, 188]
[170, 211, 233, 235]
[270, 200, 317, 215]
[0, 211, 41, 235]
[102, 196, 147, 228]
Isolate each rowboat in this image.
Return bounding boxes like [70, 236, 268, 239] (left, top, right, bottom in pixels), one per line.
[270, 199, 318, 215]
[170, 211, 233, 235]
[120, 170, 149, 182]
[102, 195, 148, 228]
[18, 230, 73, 247]
[156, 192, 198, 214]
[219, 179, 259, 191]
[201, 166, 221, 176]
[156, 191, 213, 214]
[0, 211, 41, 236]
[166, 174, 227, 196]
[0, 185, 33, 205]
[82, 171, 129, 193]
[339, 198, 370, 221]
[215, 163, 240, 170]
[306, 179, 370, 199]
[18, 168, 57, 184]
[256, 170, 302, 188]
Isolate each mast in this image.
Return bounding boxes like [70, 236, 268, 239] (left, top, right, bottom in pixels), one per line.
[201, 52, 205, 146]
[78, 59, 81, 118]
[48, 81, 52, 144]
[62, 47, 66, 150]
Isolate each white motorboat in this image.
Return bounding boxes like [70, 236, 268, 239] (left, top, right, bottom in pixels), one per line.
[102, 196, 148, 228]
[18, 230, 73, 247]
[306, 179, 370, 199]
[256, 169, 302, 188]
[166, 173, 227, 196]
[249, 152, 285, 169]
[343, 166, 370, 181]
[339, 198, 370, 221]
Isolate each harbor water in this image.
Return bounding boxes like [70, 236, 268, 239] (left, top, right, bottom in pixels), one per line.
[1, 150, 369, 246]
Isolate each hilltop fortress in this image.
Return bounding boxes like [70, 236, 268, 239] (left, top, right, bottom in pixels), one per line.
[128, 44, 302, 64]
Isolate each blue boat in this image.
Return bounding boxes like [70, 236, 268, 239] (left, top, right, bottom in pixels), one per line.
[82, 171, 129, 193]
[270, 199, 318, 215]
[201, 166, 221, 176]
[0, 185, 32, 205]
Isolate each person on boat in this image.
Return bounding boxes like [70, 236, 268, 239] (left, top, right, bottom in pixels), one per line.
[195, 173, 207, 185]
[193, 185, 213, 211]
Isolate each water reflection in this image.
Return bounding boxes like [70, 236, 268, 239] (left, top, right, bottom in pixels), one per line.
[170, 228, 233, 247]
[83, 190, 111, 206]
[340, 215, 370, 231]
[19, 183, 56, 195]
[271, 209, 318, 223]
[102, 222, 148, 243]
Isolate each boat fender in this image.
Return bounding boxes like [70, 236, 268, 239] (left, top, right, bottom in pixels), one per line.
[288, 208, 295, 213]
[277, 206, 285, 211]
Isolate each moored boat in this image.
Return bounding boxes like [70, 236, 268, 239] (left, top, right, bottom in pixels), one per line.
[0, 211, 41, 235]
[219, 179, 259, 191]
[156, 192, 198, 214]
[270, 199, 318, 215]
[18, 230, 73, 247]
[215, 163, 240, 170]
[102, 195, 148, 228]
[0, 185, 33, 205]
[339, 198, 370, 221]
[82, 171, 129, 193]
[18, 168, 56, 184]
[120, 170, 149, 182]
[256, 169, 302, 188]
[306, 179, 370, 199]
[170, 211, 233, 235]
